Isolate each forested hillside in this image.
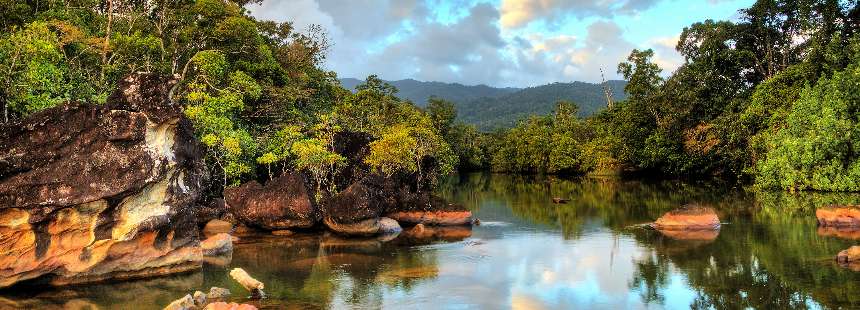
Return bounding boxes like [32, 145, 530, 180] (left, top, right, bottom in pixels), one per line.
[340, 77, 518, 107]
[458, 80, 627, 130]
[341, 77, 626, 130]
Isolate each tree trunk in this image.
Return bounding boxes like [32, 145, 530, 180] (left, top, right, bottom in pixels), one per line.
[100, 0, 114, 83]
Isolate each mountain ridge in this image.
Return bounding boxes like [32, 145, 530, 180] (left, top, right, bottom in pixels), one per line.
[339, 78, 628, 130]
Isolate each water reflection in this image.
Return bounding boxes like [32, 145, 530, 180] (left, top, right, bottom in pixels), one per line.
[5, 174, 860, 309]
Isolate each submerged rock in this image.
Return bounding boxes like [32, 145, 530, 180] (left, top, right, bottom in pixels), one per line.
[229, 268, 264, 298]
[652, 204, 721, 231]
[817, 205, 860, 228]
[224, 173, 316, 230]
[0, 73, 207, 288]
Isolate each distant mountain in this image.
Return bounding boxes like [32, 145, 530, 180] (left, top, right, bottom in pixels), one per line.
[339, 78, 627, 131]
[459, 80, 628, 130]
[339, 78, 519, 107]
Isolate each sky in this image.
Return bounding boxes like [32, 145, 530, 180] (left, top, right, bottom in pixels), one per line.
[247, 0, 754, 87]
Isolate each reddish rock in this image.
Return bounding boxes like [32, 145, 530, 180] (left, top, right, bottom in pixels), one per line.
[204, 302, 257, 310]
[203, 219, 233, 236]
[224, 173, 316, 230]
[387, 211, 473, 226]
[817, 205, 860, 227]
[652, 204, 721, 231]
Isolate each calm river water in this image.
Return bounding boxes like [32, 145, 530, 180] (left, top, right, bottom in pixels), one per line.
[5, 173, 860, 309]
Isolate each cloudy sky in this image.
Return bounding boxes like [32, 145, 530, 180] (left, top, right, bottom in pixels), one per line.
[248, 0, 753, 87]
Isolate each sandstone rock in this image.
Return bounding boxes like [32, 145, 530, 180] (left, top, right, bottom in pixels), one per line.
[200, 233, 233, 257]
[164, 294, 195, 310]
[817, 205, 860, 227]
[652, 204, 721, 231]
[0, 73, 206, 288]
[224, 173, 316, 230]
[203, 219, 233, 236]
[207, 287, 231, 300]
[229, 268, 264, 298]
[387, 211, 473, 226]
[204, 302, 258, 310]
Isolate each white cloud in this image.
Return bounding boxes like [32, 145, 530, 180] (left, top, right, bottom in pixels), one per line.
[500, 0, 662, 29]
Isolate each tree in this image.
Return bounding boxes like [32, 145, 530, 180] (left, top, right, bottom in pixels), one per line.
[291, 138, 345, 200]
[756, 52, 860, 191]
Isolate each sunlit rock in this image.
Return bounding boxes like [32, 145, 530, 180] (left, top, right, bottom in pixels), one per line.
[204, 302, 258, 310]
[224, 173, 316, 230]
[229, 268, 264, 298]
[0, 73, 207, 288]
[652, 204, 721, 231]
[817, 205, 860, 228]
[203, 219, 234, 236]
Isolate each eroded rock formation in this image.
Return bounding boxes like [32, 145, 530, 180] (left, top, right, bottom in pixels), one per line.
[0, 73, 207, 288]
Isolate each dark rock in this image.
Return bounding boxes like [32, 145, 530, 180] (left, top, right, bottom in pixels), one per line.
[197, 199, 228, 225]
[0, 73, 207, 288]
[223, 173, 316, 230]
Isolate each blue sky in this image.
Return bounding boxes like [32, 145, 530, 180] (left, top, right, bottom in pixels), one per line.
[248, 0, 754, 87]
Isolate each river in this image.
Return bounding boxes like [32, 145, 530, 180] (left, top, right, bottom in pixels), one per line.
[4, 173, 860, 309]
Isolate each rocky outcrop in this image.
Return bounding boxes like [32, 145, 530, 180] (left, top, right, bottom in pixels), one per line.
[817, 205, 860, 228]
[0, 73, 207, 288]
[223, 173, 316, 230]
[652, 204, 721, 231]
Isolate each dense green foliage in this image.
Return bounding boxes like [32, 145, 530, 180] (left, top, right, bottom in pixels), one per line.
[342, 77, 627, 131]
[0, 0, 456, 197]
[468, 0, 860, 193]
[340, 77, 519, 108]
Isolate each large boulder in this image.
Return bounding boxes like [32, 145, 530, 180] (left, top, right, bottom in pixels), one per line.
[0, 73, 207, 288]
[817, 205, 860, 228]
[223, 173, 316, 230]
[652, 204, 721, 231]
